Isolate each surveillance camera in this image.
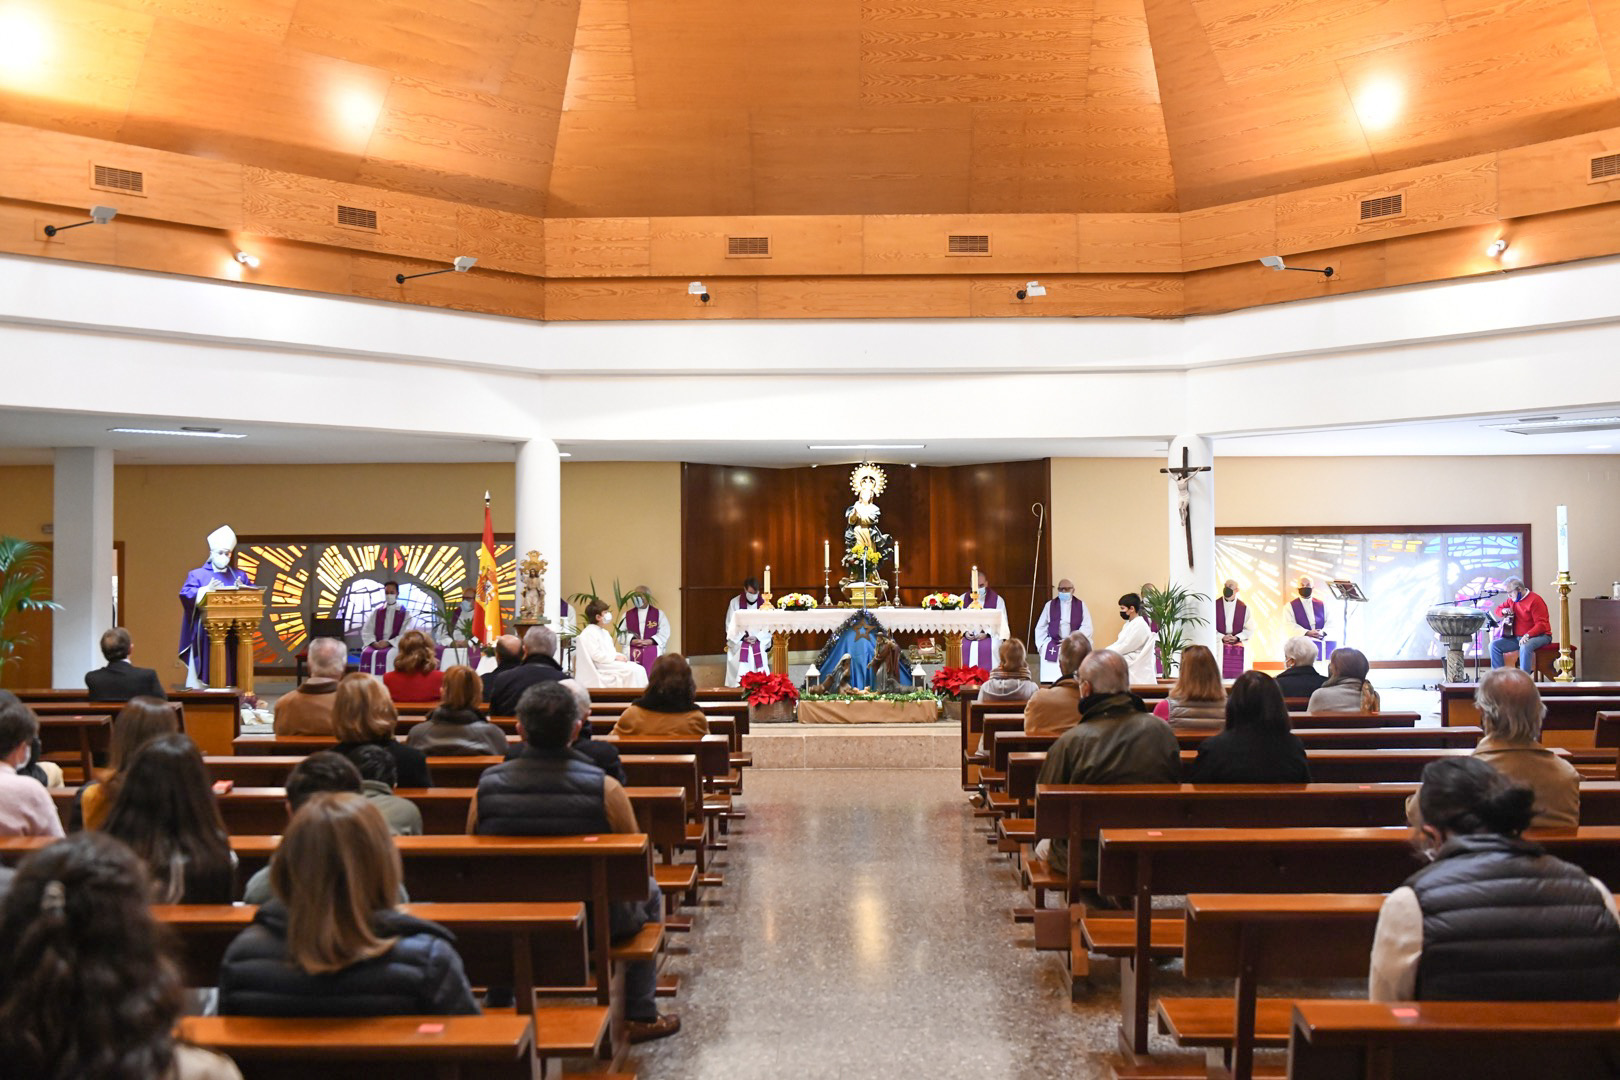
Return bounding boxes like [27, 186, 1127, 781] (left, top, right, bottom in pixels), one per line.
[1025, 281, 1046, 297]
[1259, 255, 1286, 270]
[90, 205, 118, 225]
[235, 251, 260, 269]
[452, 256, 477, 272]
[687, 281, 707, 296]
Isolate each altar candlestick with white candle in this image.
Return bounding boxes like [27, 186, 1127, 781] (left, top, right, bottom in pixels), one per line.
[893, 540, 900, 573]
[824, 540, 830, 571]
[1557, 506, 1569, 573]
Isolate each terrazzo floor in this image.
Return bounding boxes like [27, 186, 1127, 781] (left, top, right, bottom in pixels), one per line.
[627, 768, 1132, 1080]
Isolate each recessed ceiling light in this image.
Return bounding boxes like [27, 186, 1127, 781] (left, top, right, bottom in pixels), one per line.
[558, 452, 572, 458]
[108, 428, 247, 439]
[0, 7, 53, 88]
[806, 443, 925, 450]
[1352, 77, 1404, 130]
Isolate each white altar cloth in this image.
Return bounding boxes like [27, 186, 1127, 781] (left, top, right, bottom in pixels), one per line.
[733, 607, 1006, 638]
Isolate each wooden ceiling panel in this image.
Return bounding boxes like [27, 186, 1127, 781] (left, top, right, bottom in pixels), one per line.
[560, 0, 637, 109]
[0, 0, 152, 139]
[756, 275, 972, 318]
[121, 20, 392, 176]
[97, 0, 295, 40]
[1595, 0, 1620, 77]
[969, 107, 1095, 212]
[547, 110, 751, 216]
[543, 216, 651, 276]
[240, 166, 462, 259]
[500, 0, 585, 108]
[284, 0, 534, 92]
[1180, 196, 1277, 268]
[1076, 212, 1180, 269]
[1190, 0, 1448, 86]
[457, 206, 547, 276]
[1497, 125, 1620, 216]
[862, 212, 1079, 273]
[647, 215, 866, 277]
[1337, 0, 1620, 172]
[750, 106, 973, 215]
[1274, 153, 1497, 252]
[544, 276, 759, 319]
[352, 249, 546, 318]
[967, 272, 1181, 315]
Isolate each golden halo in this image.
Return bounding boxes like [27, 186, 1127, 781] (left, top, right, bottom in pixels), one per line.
[849, 461, 888, 496]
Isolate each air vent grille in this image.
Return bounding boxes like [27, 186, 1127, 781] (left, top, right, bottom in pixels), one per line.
[726, 235, 771, 257]
[1359, 193, 1404, 221]
[1591, 153, 1620, 182]
[91, 164, 144, 195]
[337, 205, 379, 230]
[947, 234, 991, 255]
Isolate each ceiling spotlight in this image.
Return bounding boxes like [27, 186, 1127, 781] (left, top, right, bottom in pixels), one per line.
[395, 256, 478, 284]
[43, 204, 117, 237]
[107, 427, 246, 439]
[1258, 255, 1334, 278]
[234, 251, 260, 269]
[1016, 280, 1047, 300]
[688, 281, 710, 303]
[1487, 238, 1508, 258]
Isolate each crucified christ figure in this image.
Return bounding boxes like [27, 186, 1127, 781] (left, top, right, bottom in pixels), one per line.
[1160, 447, 1212, 569]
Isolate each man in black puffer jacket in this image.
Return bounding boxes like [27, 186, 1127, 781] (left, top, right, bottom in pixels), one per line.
[470, 681, 680, 1044]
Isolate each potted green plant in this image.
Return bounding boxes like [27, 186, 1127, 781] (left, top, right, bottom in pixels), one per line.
[1140, 582, 1210, 679]
[0, 538, 61, 677]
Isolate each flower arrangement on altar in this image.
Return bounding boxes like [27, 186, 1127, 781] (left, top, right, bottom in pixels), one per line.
[921, 592, 963, 610]
[932, 665, 990, 697]
[841, 541, 882, 569]
[800, 689, 937, 703]
[739, 671, 801, 707]
[776, 592, 818, 611]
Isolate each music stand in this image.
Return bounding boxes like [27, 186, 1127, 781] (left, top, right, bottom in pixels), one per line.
[1328, 580, 1367, 647]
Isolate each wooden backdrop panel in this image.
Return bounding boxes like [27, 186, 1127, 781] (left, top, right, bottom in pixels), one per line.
[681, 460, 1052, 656]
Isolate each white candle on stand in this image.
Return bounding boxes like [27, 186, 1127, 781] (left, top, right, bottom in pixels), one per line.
[823, 540, 830, 571]
[893, 540, 900, 573]
[1557, 505, 1569, 573]
[764, 565, 771, 594]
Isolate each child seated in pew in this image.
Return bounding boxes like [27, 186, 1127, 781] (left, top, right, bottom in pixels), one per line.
[104, 734, 235, 903]
[0, 831, 243, 1079]
[218, 792, 478, 1017]
[1186, 671, 1310, 783]
[347, 744, 423, 836]
[404, 665, 510, 757]
[1371, 756, 1620, 1002]
[73, 696, 178, 830]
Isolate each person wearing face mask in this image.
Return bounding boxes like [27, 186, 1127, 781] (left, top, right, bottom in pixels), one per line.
[359, 581, 416, 677]
[1214, 578, 1250, 679]
[724, 578, 772, 687]
[1488, 576, 1552, 672]
[1034, 579, 1093, 684]
[1288, 576, 1334, 663]
[958, 571, 1010, 670]
[178, 524, 255, 688]
[1111, 593, 1158, 686]
[1370, 756, 1620, 1004]
[575, 600, 649, 689]
[617, 586, 669, 681]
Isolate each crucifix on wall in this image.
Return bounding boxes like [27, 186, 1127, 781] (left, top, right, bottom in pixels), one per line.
[1160, 447, 1212, 569]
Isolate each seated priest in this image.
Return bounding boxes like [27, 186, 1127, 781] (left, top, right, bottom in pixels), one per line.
[359, 581, 414, 676]
[724, 577, 771, 687]
[575, 600, 649, 689]
[618, 586, 669, 681]
[1034, 580, 1092, 683]
[85, 627, 166, 702]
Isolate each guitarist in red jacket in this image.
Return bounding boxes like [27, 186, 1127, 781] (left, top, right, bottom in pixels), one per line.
[1488, 577, 1552, 672]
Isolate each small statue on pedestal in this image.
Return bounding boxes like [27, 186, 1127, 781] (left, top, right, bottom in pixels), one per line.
[517, 550, 548, 623]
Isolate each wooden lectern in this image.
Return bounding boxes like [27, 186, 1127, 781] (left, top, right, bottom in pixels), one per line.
[198, 587, 265, 696]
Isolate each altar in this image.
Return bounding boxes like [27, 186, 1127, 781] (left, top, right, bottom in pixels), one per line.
[733, 606, 1006, 677]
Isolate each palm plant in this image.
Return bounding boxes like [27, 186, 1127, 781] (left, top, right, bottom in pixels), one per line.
[1140, 581, 1209, 677]
[0, 538, 61, 676]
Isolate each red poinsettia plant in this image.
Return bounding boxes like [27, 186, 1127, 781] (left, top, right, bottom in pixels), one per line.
[740, 671, 801, 706]
[932, 665, 990, 697]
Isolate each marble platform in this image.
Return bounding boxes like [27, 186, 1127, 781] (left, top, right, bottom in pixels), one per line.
[743, 721, 956, 769]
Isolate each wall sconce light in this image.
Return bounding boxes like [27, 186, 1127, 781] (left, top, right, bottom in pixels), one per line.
[235, 251, 261, 269]
[396, 255, 477, 284]
[43, 204, 117, 237]
[688, 281, 711, 303]
[1259, 255, 1334, 278]
[1487, 238, 1508, 259]
[1016, 281, 1047, 300]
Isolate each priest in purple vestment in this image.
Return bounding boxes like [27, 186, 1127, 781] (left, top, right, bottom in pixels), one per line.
[1289, 575, 1335, 661]
[619, 587, 669, 679]
[958, 571, 1010, 670]
[724, 577, 771, 687]
[1034, 580, 1093, 683]
[178, 524, 255, 688]
[359, 581, 414, 676]
[1214, 578, 1250, 679]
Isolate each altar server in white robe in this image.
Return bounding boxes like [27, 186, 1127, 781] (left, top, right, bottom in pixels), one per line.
[1034, 579, 1093, 683]
[958, 571, 1010, 670]
[359, 581, 414, 676]
[724, 577, 771, 687]
[437, 598, 477, 669]
[575, 599, 648, 688]
[1112, 592, 1158, 685]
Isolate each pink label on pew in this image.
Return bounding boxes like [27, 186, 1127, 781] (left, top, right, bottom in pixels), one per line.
[1390, 1008, 1418, 1020]
[583, 836, 600, 842]
[1147, 831, 1163, 836]
[1359, 785, 1371, 790]
[416, 1023, 446, 1035]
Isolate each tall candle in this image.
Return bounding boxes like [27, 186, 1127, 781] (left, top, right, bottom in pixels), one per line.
[1557, 505, 1569, 573]
[764, 564, 771, 594]
[971, 564, 978, 592]
[893, 540, 900, 573]
[823, 539, 830, 571]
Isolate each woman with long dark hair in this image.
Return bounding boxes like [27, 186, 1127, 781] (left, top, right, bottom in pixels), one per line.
[1307, 646, 1381, 713]
[76, 697, 179, 831]
[103, 734, 234, 904]
[0, 831, 242, 1079]
[613, 654, 709, 736]
[1187, 671, 1309, 783]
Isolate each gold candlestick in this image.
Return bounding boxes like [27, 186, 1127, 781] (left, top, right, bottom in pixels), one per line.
[1555, 570, 1576, 682]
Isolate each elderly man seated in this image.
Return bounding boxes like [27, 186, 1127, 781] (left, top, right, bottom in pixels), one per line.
[487, 626, 567, 717]
[273, 637, 348, 736]
[1272, 635, 1328, 700]
[1023, 632, 1091, 736]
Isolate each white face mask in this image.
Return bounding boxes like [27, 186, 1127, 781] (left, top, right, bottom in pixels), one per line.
[1058, 590, 1073, 597]
[209, 547, 231, 570]
[385, 594, 398, 607]
[633, 595, 647, 608]
[745, 590, 759, 601]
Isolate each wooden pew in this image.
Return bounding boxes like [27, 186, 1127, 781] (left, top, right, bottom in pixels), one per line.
[35, 715, 111, 778]
[1168, 893, 1384, 1080]
[205, 756, 504, 788]
[961, 699, 1027, 789]
[1094, 825, 1620, 1056]
[1287, 712, 1419, 728]
[178, 1015, 540, 1079]
[1286, 1000, 1620, 1079]
[17, 688, 240, 754]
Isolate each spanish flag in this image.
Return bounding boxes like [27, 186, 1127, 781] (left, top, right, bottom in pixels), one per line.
[471, 492, 502, 644]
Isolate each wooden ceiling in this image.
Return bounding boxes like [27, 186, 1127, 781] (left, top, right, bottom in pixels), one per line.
[4, 0, 1616, 218]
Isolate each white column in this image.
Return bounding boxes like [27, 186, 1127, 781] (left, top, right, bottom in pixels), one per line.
[1167, 434, 1216, 654]
[514, 437, 562, 629]
[52, 447, 115, 687]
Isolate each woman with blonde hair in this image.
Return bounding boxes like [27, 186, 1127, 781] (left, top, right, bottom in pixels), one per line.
[405, 665, 510, 756]
[73, 696, 178, 830]
[976, 638, 1040, 703]
[331, 674, 431, 788]
[218, 792, 477, 1015]
[1152, 644, 1226, 731]
[382, 629, 444, 704]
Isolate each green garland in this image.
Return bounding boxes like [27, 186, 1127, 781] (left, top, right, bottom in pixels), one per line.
[799, 690, 940, 704]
